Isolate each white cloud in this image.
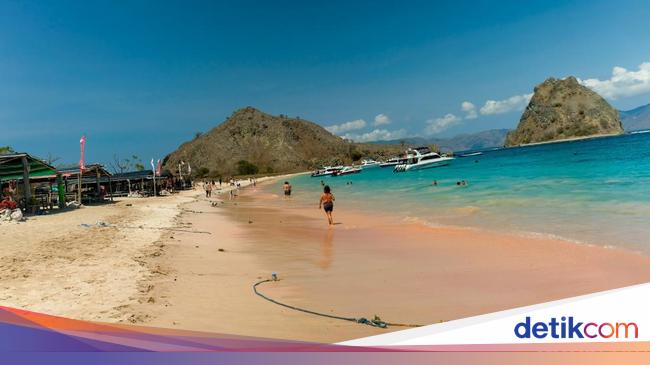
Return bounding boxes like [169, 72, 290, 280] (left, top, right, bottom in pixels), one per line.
[479, 93, 533, 115]
[325, 119, 367, 134]
[343, 128, 407, 142]
[579, 62, 650, 99]
[424, 113, 461, 135]
[373, 113, 391, 126]
[461, 101, 477, 119]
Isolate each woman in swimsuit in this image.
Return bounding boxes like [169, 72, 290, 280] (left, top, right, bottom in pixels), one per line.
[319, 185, 335, 225]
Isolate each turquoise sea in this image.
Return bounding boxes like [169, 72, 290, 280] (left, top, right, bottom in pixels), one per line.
[276, 132, 650, 254]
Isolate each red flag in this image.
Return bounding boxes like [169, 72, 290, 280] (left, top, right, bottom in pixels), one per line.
[156, 159, 161, 176]
[79, 135, 86, 172]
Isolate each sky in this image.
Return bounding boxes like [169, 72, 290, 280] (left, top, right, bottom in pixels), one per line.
[2, 0, 650, 167]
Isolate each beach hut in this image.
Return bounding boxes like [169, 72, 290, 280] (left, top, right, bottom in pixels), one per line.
[58, 164, 113, 204]
[102, 170, 174, 197]
[0, 153, 58, 212]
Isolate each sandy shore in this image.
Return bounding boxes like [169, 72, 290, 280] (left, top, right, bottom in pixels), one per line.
[0, 191, 194, 322]
[134, 178, 650, 342]
[3, 175, 650, 344]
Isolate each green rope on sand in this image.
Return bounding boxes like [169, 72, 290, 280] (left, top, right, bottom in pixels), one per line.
[252, 278, 423, 329]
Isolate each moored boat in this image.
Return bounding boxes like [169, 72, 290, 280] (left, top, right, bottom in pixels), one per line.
[310, 166, 343, 177]
[332, 166, 362, 176]
[379, 156, 408, 168]
[393, 147, 454, 172]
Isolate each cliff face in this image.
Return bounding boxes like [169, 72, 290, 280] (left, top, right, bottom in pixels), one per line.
[505, 77, 623, 146]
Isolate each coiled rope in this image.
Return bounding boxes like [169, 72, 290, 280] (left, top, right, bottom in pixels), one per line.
[253, 278, 423, 329]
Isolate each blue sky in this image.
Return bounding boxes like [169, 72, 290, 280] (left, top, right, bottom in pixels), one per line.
[2, 0, 650, 166]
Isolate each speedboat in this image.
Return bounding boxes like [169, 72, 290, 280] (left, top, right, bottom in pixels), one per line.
[360, 159, 380, 168]
[332, 166, 362, 176]
[458, 151, 483, 157]
[311, 166, 343, 177]
[393, 147, 454, 172]
[379, 156, 408, 168]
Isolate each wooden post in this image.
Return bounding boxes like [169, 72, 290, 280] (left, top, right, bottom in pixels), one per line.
[56, 173, 65, 209]
[152, 170, 157, 197]
[108, 176, 114, 202]
[95, 169, 100, 203]
[21, 156, 31, 210]
[77, 170, 82, 203]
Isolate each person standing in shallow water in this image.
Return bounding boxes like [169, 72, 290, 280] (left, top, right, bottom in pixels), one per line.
[319, 185, 335, 225]
[283, 181, 292, 197]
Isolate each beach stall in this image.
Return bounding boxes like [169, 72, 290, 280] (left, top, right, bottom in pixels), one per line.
[0, 153, 59, 213]
[103, 170, 174, 197]
[58, 164, 113, 205]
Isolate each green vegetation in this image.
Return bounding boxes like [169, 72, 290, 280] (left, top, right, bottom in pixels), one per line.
[0, 146, 14, 154]
[237, 160, 259, 175]
[109, 154, 146, 173]
[195, 166, 210, 178]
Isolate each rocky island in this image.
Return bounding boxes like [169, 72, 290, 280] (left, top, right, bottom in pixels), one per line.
[505, 76, 623, 147]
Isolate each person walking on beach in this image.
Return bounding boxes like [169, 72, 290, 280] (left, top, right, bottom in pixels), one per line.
[204, 181, 212, 198]
[319, 185, 335, 225]
[283, 181, 292, 197]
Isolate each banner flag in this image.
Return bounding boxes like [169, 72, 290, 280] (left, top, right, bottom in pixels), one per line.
[79, 135, 86, 172]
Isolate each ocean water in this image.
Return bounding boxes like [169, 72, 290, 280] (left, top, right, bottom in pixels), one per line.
[275, 133, 650, 253]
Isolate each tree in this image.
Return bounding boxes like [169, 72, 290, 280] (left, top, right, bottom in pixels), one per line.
[44, 152, 60, 165]
[0, 146, 14, 155]
[195, 167, 210, 178]
[351, 150, 363, 161]
[109, 154, 145, 173]
[236, 160, 259, 175]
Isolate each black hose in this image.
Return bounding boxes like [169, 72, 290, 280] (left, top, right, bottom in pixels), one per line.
[253, 278, 423, 329]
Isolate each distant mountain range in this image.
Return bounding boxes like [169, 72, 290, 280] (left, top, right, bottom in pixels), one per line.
[620, 103, 650, 131]
[374, 129, 510, 152]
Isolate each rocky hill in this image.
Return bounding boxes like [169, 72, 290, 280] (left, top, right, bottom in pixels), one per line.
[163, 107, 404, 177]
[620, 103, 650, 131]
[505, 77, 623, 146]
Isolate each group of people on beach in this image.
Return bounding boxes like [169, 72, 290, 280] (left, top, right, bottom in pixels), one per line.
[203, 177, 258, 198]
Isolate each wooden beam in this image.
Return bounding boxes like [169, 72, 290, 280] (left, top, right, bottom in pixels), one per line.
[21, 156, 31, 209]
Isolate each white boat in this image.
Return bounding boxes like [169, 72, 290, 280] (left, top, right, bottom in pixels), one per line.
[332, 166, 362, 176]
[630, 129, 650, 134]
[360, 159, 380, 168]
[393, 147, 454, 172]
[311, 166, 343, 177]
[458, 151, 483, 157]
[379, 156, 408, 168]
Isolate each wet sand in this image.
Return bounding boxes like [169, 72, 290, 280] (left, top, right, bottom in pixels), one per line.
[137, 180, 650, 343]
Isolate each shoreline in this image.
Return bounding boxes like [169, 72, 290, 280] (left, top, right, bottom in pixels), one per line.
[505, 132, 624, 148]
[134, 176, 650, 342]
[3, 172, 650, 343]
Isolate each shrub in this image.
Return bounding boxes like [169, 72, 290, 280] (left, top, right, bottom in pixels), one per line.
[350, 150, 363, 161]
[237, 160, 259, 175]
[195, 167, 210, 178]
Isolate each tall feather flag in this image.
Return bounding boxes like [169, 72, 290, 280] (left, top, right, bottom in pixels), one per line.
[79, 135, 86, 172]
[150, 158, 155, 172]
[156, 159, 161, 177]
[187, 162, 192, 175]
